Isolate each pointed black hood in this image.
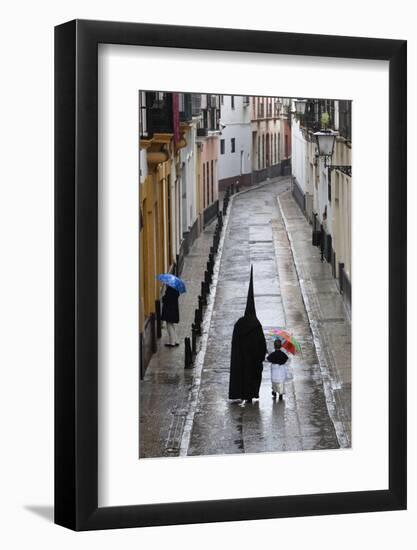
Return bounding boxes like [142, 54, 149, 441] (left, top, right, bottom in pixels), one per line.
[244, 265, 256, 316]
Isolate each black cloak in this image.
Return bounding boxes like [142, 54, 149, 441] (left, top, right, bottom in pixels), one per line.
[228, 266, 267, 400]
[161, 286, 180, 324]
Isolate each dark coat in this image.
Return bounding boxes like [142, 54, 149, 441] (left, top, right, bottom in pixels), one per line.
[228, 314, 267, 400]
[161, 286, 180, 324]
[266, 350, 288, 365]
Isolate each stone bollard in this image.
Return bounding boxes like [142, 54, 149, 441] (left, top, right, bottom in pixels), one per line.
[204, 270, 210, 290]
[207, 261, 213, 282]
[191, 324, 197, 355]
[184, 337, 193, 369]
[201, 282, 207, 305]
[194, 309, 201, 335]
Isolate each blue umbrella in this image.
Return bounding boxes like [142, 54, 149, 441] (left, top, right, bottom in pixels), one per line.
[156, 273, 187, 294]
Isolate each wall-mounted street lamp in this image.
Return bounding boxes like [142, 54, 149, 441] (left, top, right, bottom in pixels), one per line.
[294, 99, 308, 116]
[314, 129, 338, 160]
[314, 129, 351, 177]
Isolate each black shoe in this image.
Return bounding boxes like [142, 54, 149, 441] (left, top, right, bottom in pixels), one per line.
[164, 343, 175, 348]
[272, 391, 277, 398]
[279, 394, 283, 401]
[174, 342, 180, 347]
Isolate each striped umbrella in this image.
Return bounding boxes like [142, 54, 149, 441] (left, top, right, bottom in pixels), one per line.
[265, 328, 301, 355]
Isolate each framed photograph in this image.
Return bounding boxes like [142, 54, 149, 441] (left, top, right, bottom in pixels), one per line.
[55, 20, 406, 530]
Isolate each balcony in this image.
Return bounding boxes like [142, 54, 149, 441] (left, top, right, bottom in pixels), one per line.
[338, 100, 352, 142]
[179, 93, 193, 122]
[191, 94, 202, 117]
[140, 92, 173, 139]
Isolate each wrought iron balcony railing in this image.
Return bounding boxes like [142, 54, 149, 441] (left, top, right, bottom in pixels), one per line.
[179, 93, 193, 122]
[140, 92, 173, 138]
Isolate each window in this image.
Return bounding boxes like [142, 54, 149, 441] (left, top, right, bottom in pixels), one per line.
[220, 95, 224, 105]
[211, 160, 214, 203]
[231, 138, 236, 153]
[203, 164, 206, 208]
[266, 134, 270, 167]
[278, 133, 281, 162]
[206, 162, 210, 205]
[231, 95, 235, 109]
[274, 134, 277, 164]
[220, 139, 225, 154]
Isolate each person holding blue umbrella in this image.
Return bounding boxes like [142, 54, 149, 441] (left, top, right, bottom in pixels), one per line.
[157, 274, 186, 348]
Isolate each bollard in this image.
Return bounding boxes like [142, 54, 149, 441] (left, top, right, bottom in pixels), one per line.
[184, 337, 193, 369]
[201, 282, 207, 305]
[204, 270, 210, 289]
[191, 324, 197, 355]
[198, 295, 203, 316]
[207, 261, 213, 281]
[203, 278, 210, 296]
[194, 309, 201, 335]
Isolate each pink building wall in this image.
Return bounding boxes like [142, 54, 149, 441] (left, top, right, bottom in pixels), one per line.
[199, 136, 219, 210]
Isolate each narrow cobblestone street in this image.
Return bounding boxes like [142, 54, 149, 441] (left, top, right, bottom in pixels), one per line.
[140, 177, 351, 458]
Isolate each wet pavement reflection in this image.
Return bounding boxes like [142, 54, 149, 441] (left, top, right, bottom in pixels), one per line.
[188, 179, 342, 456]
[139, 177, 351, 459]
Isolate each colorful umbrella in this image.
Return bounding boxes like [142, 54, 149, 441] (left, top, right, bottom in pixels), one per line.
[265, 328, 301, 355]
[156, 273, 187, 294]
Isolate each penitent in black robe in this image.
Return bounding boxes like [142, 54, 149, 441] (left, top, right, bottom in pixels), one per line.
[228, 266, 267, 400]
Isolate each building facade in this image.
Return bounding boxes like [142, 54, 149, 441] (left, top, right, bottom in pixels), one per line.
[194, 93, 221, 229]
[251, 96, 291, 184]
[139, 91, 220, 376]
[217, 95, 252, 190]
[291, 99, 352, 312]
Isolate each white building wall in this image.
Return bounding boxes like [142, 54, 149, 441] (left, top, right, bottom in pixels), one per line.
[218, 95, 251, 182]
[316, 158, 333, 235]
[179, 122, 198, 234]
[292, 119, 307, 193]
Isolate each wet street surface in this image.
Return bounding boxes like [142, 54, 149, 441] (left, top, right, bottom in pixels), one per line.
[139, 177, 351, 458]
[139, 222, 215, 458]
[188, 178, 341, 456]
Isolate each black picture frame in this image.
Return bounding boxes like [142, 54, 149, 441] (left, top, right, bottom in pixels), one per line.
[55, 19, 407, 531]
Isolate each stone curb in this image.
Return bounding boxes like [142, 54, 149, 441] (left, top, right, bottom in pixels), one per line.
[277, 193, 351, 449]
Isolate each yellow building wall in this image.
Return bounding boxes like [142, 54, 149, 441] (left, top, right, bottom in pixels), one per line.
[139, 155, 177, 329]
